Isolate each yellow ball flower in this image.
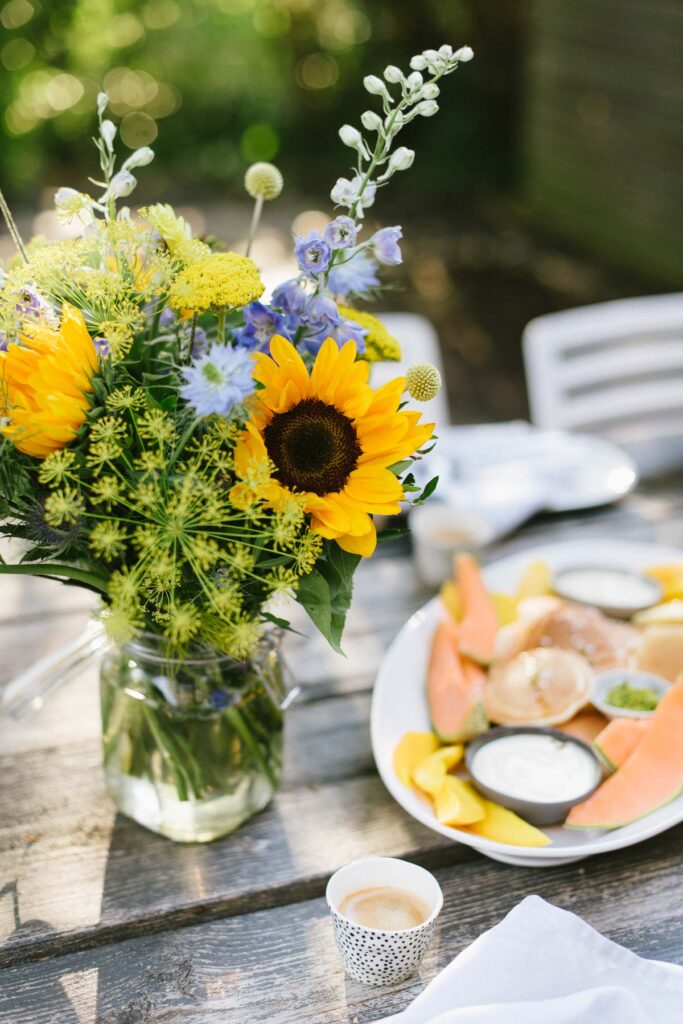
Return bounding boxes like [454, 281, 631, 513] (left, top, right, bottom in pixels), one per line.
[168, 252, 265, 313]
[337, 305, 401, 362]
[406, 362, 442, 402]
[244, 162, 283, 201]
[0, 303, 98, 459]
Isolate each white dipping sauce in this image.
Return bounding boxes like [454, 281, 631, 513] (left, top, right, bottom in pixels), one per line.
[556, 568, 656, 610]
[472, 734, 598, 803]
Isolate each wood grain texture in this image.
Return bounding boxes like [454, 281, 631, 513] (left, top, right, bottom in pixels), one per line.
[1, 823, 681, 1024]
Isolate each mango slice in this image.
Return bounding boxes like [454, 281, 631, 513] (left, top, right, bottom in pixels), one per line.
[633, 599, 683, 627]
[491, 592, 518, 626]
[412, 744, 464, 795]
[464, 797, 551, 847]
[517, 559, 552, 600]
[393, 731, 439, 788]
[434, 777, 485, 826]
[645, 563, 683, 601]
[440, 580, 461, 622]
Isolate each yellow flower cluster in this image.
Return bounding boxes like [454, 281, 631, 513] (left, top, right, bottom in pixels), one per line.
[337, 305, 401, 362]
[168, 252, 264, 313]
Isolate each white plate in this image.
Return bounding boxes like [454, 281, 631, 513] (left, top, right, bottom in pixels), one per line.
[417, 427, 638, 514]
[371, 538, 683, 866]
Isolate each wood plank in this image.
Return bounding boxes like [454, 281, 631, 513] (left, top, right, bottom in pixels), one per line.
[1, 823, 681, 1024]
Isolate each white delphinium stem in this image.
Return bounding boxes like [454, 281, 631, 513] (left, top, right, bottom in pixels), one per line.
[334, 45, 473, 221]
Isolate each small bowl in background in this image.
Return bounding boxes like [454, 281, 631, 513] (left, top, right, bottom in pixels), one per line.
[409, 503, 493, 588]
[465, 726, 603, 827]
[591, 669, 670, 720]
[553, 566, 661, 619]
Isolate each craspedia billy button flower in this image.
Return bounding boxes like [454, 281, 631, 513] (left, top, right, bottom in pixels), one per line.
[244, 162, 284, 201]
[406, 362, 442, 402]
[0, 303, 99, 458]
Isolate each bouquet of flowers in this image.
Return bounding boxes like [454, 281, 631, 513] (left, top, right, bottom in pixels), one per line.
[0, 43, 472, 841]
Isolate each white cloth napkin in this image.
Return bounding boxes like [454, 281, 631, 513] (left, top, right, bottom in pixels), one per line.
[376, 896, 683, 1024]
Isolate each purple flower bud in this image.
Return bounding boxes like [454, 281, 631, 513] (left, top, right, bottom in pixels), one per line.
[93, 336, 110, 357]
[371, 225, 403, 266]
[293, 231, 332, 275]
[324, 216, 357, 250]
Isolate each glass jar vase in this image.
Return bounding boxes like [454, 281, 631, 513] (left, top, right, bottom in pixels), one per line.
[99, 633, 287, 842]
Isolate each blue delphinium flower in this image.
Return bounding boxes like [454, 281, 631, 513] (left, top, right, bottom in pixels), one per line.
[371, 226, 403, 266]
[233, 301, 291, 352]
[190, 325, 208, 359]
[271, 279, 307, 317]
[324, 216, 357, 249]
[93, 337, 110, 357]
[294, 231, 332, 275]
[158, 307, 177, 330]
[181, 343, 255, 417]
[327, 251, 380, 299]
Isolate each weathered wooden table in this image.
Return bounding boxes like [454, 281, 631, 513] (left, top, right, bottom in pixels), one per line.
[1, 477, 682, 1023]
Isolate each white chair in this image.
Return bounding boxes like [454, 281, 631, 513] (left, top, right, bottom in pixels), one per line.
[523, 294, 683, 477]
[370, 312, 450, 431]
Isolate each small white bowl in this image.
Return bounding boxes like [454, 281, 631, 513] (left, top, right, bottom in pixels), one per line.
[326, 857, 443, 986]
[591, 669, 670, 720]
[409, 503, 494, 588]
[553, 566, 661, 619]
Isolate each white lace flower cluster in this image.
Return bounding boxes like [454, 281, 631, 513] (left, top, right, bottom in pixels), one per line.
[55, 92, 154, 225]
[330, 43, 473, 219]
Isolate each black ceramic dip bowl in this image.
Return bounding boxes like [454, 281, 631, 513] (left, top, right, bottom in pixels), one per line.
[465, 726, 603, 827]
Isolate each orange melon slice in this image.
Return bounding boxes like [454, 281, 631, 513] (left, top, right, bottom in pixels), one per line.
[566, 680, 683, 829]
[427, 620, 488, 742]
[560, 708, 609, 746]
[456, 554, 498, 665]
[593, 718, 650, 772]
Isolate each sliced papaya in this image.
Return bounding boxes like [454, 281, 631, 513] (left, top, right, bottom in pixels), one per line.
[412, 744, 464, 796]
[393, 731, 439, 789]
[427, 620, 488, 742]
[456, 553, 498, 665]
[567, 680, 683, 829]
[594, 718, 650, 773]
[464, 796, 551, 847]
[434, 777, 485, 826]
[560, 708, 609, 746]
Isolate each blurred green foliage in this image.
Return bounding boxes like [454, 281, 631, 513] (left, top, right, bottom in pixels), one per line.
[0, 0, 521, 208]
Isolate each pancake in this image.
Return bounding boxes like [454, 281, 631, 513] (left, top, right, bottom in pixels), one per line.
[485, 647, 592, 726]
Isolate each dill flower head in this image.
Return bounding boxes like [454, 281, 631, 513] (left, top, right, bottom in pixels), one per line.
[337, 305, 401, 362]
[168, 253, 264, 313]
[0, 303, 98, 458]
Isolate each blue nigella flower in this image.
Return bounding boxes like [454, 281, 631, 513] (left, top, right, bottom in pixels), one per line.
[324, 216, 357, 249]
[371, 225, 403, 266]
[294, 231, 332, 275]
[327, 251, 380, 299]
[181, 343, 255, 417]
[233, 301, 291, 352]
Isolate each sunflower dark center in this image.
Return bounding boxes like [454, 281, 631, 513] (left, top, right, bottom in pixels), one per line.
[263, 398, 361, 496]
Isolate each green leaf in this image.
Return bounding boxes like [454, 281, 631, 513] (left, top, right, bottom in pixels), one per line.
[295, 542, 361, 655]
[388, 458, 412, 477]
[377, 526, 410, 544]
[260, 611, 304, 637]
[0, 561, 108, 593]
[413, 475, 439, 506]
[296, 569, 333, 646]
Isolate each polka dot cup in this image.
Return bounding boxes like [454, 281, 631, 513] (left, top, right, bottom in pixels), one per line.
[326, 857, 443, 986]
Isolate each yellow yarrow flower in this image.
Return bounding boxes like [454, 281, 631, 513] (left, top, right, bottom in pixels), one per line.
[139, 203, 191, 254]
[168, 252, 264, 313]
[0, 303, 98, 459]
[337, 305, 401, 362]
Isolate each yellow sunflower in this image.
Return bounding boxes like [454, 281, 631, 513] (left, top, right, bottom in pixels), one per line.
[231, 336, 433, 556]
[0, 303, 98, 458]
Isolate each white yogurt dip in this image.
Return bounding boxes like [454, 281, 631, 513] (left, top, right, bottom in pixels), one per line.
[554, 568, 658, 612]
[472, 733, 598, 804]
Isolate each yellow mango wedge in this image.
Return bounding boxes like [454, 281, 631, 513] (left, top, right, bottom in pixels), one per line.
[412, 744, 464, 795]
[464, 797, 551, 847]
[440, 580, 461, 622]
[393, 731, 439, 788]
[517, 559, 552, 600]
[491, 592, 518, 626]
[645, 563, 683, 601]
[434, 777, 485, 826]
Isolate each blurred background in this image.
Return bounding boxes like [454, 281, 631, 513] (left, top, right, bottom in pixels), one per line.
[0, 0, 681, 423]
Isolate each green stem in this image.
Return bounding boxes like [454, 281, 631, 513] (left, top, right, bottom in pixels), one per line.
[245, 194, 264, 258]
[217, 312, 226, 343]
[226, 704, 278, 790]
[143, 707, 194, 801]
[0, 561, 108, 592]
[165, 417, 197, 474]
